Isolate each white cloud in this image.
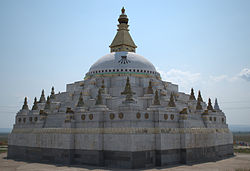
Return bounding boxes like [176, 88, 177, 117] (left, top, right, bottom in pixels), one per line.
[158, 69, 201, 84]
[158, 68, 249, 93]
[209, 74, 238, 82]
[158, 68, 201, 92]
[239, 68, 250, 82]
[209, 75, 228, 82]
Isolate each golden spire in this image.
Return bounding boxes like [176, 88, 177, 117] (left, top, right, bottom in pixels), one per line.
[22, 97, 29, 110]
[121, 7, 125, 14]
[95, 88, 103, 105]
[207, 98, 213, 110]
[50, 86, 55, 99]
[147, 80, 154, 94]
[44, 96, 50, 110]
[109, 7, 137, 52]
[66, 107, 74, 114]
[197, 90, 203, 102]
[180, 108, 188, 114]
[77, 92, 84, 107]
[121, 77, 135, 102]
[39, 89, 46, 103]
[196, 97, 203, 110]
[189, 88, 196, 100]
[153, 90, 160, 105]
[214, 98, 220, 110]
[168, 93, 176, 107]
[32, 97, 38, 110]
[101, 79, 105, 89]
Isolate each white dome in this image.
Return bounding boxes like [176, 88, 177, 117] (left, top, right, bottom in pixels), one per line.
[87, 52, 159, 77]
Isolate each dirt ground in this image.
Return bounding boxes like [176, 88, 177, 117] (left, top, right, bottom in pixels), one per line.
[1, 153, 250, 171]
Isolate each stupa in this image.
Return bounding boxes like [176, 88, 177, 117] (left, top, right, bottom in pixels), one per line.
[8, 8, 233, 169]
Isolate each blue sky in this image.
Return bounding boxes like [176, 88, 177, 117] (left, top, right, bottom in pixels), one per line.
[0, 0, 250, 128]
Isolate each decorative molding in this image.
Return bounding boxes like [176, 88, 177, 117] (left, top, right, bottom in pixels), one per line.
[12, 127, 230, 135]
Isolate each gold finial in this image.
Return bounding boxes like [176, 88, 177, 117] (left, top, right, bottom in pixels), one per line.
[32, 97, 38, 110]
[189, 88, 196, 100]
[168, 93, 176, 107]
[50, 86, 55, 99]
[22, 97, 29, 110]
[118, 7, 128, 24]
[180, 108, 188, 114]
[44, 96, 50, 110]
[121, 7, 125, 14]
[121, 77, 135, 102]
[39, 89, 46, 103]
[66, 107, 74, 114]
[101, 79, 105, 89]
[153, 90, 160, 105]
[101, 79, 105, 93]
[77, 92, 84, 107]
[196, 98, 203, 110]
[121, 77, 131, 94]
[214, 98, 220, 110]
[95, 88, 103, 105]
[197, 90, 203, 102]
[207, 98, 213, 110]
[147, 80, 154, 94]
[109, 7, 137, 52]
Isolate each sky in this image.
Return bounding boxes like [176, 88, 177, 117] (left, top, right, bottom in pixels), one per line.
[0, 0, 250, 128]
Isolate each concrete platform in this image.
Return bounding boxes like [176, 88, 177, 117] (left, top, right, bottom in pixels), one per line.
[7, 144, 233, 168]
[1, 152, 250, 171]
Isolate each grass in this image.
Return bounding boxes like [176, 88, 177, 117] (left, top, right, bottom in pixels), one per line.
[0, 133, 8, 146]
[233, 132, 250, 144]
[0, 133, 8, 154]
[234, 148, 250, 154]
[0, 149, 7, 154]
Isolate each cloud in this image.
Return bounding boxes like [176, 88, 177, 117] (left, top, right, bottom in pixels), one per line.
[158, 68, 249, 93]
[239, 68, 250, 82]
[209, 75, 238, 82]
[158, 68, 201, 92]
[209, 75, 228, 82]
[158, 69, 201, 84]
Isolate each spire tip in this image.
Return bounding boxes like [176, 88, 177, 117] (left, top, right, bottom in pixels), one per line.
[121, 7, 125, 14]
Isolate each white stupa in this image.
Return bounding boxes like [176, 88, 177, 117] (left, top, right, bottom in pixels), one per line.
[8, 7, 233, 169]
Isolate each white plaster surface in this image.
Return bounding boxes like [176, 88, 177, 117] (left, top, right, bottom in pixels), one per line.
[9, 56, 233, 154]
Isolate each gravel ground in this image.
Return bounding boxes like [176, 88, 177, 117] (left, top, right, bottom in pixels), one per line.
[1, 153, 250, 171]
